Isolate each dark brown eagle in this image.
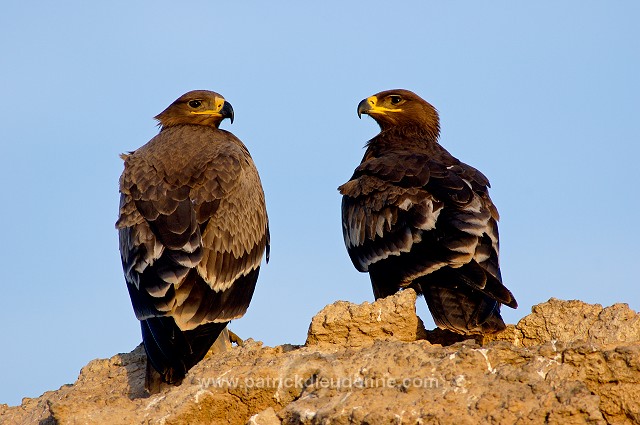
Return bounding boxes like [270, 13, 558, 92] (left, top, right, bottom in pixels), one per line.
[339, 89, 516, 334]
[116, 90, 269, 388]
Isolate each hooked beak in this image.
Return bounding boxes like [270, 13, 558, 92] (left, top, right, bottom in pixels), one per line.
[220, 100, 234, 124]
[357, 96, 376, 119]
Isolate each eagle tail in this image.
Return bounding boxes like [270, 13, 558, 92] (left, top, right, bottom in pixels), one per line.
[141, 317, 228, 387]
[420, 274, 507, 335]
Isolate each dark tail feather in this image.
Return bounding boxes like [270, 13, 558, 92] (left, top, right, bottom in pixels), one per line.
[368, 265, 406, 300]
[141, 317, 228, 385]
[420, 281, 506, 335]
[451, 262, 518, 309]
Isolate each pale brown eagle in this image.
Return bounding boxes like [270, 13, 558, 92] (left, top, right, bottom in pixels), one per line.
[339, 89, 516, 334]
[116, 90, 269, 387]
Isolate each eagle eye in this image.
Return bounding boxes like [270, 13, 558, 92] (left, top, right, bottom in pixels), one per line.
[389, 95, 402, 105]
[188, 100, 202, 108]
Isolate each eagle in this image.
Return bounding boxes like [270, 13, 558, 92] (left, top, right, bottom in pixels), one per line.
[339, 89, 516, 334]
[116, 90, 269, 388]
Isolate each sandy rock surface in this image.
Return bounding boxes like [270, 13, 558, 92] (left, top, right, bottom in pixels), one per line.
[2, 291, 639, 424]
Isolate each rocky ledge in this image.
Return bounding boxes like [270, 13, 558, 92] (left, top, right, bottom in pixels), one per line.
[2, 290, 639, 424]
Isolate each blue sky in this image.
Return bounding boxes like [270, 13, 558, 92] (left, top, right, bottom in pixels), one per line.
[1, 1, 638, 406]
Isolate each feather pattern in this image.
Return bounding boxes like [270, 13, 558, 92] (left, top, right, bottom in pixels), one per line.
[118, 125, 269, 330]
[117, 91, 269, 384]
[340, 89, 516, 334]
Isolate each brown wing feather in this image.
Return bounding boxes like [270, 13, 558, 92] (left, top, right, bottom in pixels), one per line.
[117, 126, 269, 331]
[340, 151, 516, 309]
[340, 153, 443, 274]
